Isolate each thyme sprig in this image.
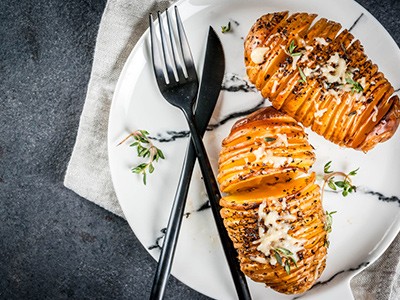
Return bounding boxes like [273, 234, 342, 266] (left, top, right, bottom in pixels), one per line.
[288, 40, 302, 57]
[345, 75, 363, 94]
[324, 210, 337, 248]
[273, 247, 298, 275]
[118, 130, 165, 185]
[322, 161, 359, 197]
[321, 162, 359, 248]
[324, 210, 337, 234]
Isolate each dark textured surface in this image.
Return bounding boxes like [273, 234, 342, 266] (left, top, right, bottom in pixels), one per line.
[0, 0, 398, 299]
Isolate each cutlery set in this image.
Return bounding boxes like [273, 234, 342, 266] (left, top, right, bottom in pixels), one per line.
[148, 6, 251, 300]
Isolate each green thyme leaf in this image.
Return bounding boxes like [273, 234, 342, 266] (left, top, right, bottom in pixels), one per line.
[325, 239, 330, 248]
[346, 76, 363, 94]
[284, 260, 291, 275]
[274, 250, 282, 266]
[264, 137, 277, 142]
[132, 164, 145, 174]
[143, 172, 147, 185]
[137, 147, 146, 157]
[324, 161, 333, 174]
[335, 181, 345, 188]
[144, 149, 151, 158]
[298, 67, 307, 84]
[157, 148, 165, 159]
[221, 22, 231, 33]
[325, 210, 337, 233]
[148, 163, 155, 174]
[288, 40, 296, 54]
[349, 185, 357, 193]
[348, 168, 359, 176]
[328, 179, 337, 190]
[276, 247, 293, 256]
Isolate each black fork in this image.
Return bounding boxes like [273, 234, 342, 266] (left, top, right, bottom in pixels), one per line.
[149, 6, 251, 300]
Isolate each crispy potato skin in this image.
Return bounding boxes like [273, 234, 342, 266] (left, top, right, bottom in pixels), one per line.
[218, 107, 328, 294]
[244, 12, 399, 152]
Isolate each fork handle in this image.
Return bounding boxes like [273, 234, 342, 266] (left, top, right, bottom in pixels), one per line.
[183, 112, 252, 300]
[150, 136, 198, 299]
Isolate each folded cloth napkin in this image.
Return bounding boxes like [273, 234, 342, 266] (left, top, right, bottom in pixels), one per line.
[351, 233, 400, 300]
[64, 0, 175, 218]
[64, 0, 399, 298]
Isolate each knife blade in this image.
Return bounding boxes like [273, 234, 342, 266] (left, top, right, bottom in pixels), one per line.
[150, 27, 247, 299]
[194, 26, 225, 134]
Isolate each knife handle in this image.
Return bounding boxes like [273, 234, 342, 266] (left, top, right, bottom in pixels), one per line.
[184, 113, 252, 300]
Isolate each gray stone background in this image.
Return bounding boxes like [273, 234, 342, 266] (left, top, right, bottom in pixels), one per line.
[0, 0, 399, 299]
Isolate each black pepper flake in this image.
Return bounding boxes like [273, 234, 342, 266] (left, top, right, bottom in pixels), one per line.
[298, 252, 304, 260]
[348, 111, 357, 116]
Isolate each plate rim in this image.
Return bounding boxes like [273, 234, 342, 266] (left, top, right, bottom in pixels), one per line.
[107, 0, 400, 298]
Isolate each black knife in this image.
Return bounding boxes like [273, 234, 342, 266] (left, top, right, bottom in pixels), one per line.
[150, 27, 251, 299]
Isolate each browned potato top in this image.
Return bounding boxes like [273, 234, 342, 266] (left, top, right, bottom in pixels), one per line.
[244, 12, 399, 151]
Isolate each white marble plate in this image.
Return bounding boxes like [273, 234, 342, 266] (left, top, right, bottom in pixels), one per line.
[108, 0, 400, 299]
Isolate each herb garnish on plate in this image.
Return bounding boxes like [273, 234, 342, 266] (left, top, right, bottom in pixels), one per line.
[118, 130, 165, 185]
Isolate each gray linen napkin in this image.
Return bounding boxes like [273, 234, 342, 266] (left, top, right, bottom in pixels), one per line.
[351, 233, 400, 300]
[64, 0, 399, 298]
[64, 0, 174, 218]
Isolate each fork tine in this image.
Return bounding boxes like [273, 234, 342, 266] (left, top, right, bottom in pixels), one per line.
[149, 13, 165, 84]
[166, 8, 186, 80]
[174, 6, 197, 81]
[158, 11, 177, 84]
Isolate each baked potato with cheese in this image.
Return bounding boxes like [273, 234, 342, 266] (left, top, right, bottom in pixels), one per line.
[244, 12, 400, 152]
[218, 106, 328, 294]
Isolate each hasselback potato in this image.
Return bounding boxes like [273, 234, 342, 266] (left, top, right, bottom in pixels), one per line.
[218, 106, 328, 294]
[244, 11, 400, 151]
